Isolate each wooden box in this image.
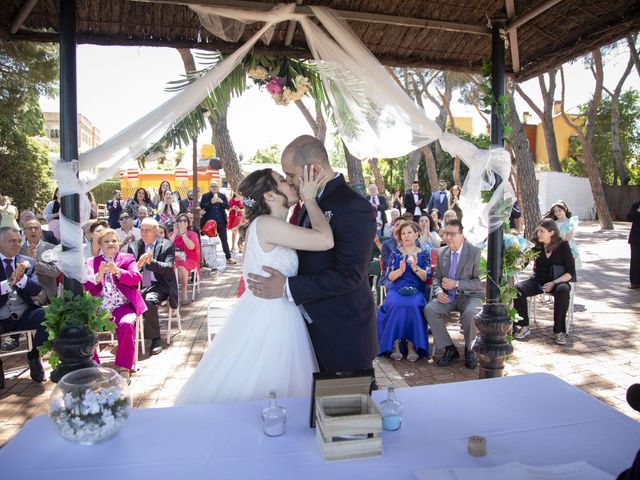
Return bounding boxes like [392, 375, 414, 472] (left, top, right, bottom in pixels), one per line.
[315, 394, 382, 461]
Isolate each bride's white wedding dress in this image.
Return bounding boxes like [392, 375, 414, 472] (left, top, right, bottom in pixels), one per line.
[175, 216, 318, 405]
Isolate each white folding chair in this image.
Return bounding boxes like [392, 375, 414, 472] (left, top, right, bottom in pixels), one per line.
[163, 270, 182, 345]
[532, 282, 575, 334]
[206, 300, 235, 345]
[190, 268, 201, 301]
[0, 330, 36, 359]
[97, 315, 145, 371]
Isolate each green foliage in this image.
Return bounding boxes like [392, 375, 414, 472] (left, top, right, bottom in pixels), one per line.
[479, 60, 511, 141]
[479, 242, 539, 322]
[91, 179, 121, 204]
[247, 144, 281, 164]
[562, 89, 640, 184]
[0, 41, 58, 210]
[0, 132, 54, 211]
[39, 290, 115, 368]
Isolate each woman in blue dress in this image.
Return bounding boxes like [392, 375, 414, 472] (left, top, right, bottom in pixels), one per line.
[377, 220, 431, 362]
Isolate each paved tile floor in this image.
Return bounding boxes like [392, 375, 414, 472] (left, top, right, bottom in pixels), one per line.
[1, 221, 638, 447]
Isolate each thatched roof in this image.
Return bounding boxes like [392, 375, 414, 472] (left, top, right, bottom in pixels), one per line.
[3, 0, 640, 80]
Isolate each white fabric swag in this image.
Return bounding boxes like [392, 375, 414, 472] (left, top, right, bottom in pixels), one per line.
[55, 2, 513, 281]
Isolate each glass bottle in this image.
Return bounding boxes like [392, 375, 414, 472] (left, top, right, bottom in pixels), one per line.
[379, 384, 403, 431]
[261, 390, 286, 437]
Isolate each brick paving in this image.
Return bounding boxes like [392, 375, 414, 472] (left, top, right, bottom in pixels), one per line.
[1, 220, 638, 447]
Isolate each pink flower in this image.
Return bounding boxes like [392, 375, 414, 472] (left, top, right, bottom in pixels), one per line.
[266, 77, 285, 95]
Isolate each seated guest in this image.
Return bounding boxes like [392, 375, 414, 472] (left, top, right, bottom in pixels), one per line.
[20, 210, 59, 245]
[20, 219, 59, 305]
[380, 212, 413, 271]
[0, 227, 46, 388]
[83, 220, 108, 259]
[418, 214, 442, 249]
[158, 224, 170, 240]
[442, 209, 458, 226]
[169, 213, 200, 305]
[133, 205, 149, 228]
[382, 208, 400, 238]
[107, 190, 124, 229]
[115, 211, 141, 253]
[513, 219, 576, 345]
[128, 218, 178, 356]
[424, 219, 483, 369]
[377, 221, 431, 362]
[157, 190, 179, 226]
[126, 187, 154, 220]
[84, 229, 146, 379]
[43, 188, 61, 240]
[186, 212, 200, 237]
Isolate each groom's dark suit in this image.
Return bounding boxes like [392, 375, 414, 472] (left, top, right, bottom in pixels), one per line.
[289, 175, 378, 373]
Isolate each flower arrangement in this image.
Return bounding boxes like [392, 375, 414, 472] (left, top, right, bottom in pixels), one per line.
[48, 367, 131, 445]
[247, 56, 313, 106]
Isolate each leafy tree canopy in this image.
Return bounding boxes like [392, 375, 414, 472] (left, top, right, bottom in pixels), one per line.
[563, 89, 640, 185]
[0, 41, 58, 209]
[246, 144, 281, 164]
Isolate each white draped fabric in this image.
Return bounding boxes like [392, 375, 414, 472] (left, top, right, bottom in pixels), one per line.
[55, 3, 513, 281]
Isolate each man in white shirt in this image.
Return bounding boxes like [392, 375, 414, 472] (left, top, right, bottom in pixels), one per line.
[403, 181, 426, 222]
[367, 184, 389, 235]
[0, 227, 46, 387]
[115, 211, 141, 253]
[423, 219, 483, 369]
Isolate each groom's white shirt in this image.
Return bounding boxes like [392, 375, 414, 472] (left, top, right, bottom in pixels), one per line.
[283, 173, 341, 324]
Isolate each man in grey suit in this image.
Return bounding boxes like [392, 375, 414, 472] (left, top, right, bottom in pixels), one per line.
[20, 218, 59, 305]
[423, 219, 483, 369]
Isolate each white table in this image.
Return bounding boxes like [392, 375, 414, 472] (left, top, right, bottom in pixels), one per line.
[2, 373, 639, 480]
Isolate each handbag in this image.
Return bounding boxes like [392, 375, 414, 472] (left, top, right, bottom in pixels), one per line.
[551, 264, 568, 282]
[398, 285, 418, 296]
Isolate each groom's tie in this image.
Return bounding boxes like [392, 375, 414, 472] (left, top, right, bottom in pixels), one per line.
[447, 251, 459, 302]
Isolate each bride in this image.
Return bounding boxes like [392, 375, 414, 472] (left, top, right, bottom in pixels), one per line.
[175, 166, 332, 404]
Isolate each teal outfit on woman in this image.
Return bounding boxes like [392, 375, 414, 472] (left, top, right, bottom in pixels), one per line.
[556, 217, 582, 269]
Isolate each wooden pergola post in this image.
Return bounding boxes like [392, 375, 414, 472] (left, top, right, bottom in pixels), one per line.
[473, 12, 513, 379]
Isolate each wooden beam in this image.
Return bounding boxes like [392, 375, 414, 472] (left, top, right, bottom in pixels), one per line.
[505, 0, 564, 32]
[132, 0, 491, 36]
[10, 29, 489, 72]
[9, 0, 40, 34]
[505, 0, 520, 73]
[284, 0, 303, 46]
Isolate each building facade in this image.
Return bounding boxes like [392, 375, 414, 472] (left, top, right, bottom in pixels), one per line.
[43, 112, 102, 152]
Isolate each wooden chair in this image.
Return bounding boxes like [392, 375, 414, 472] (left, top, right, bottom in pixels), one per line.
[96, 315, 145, 371]
[206, 300, 235, 345]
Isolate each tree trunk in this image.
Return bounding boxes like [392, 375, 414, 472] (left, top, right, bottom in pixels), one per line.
[627, 34, 640, 78]
[607, 56, 633, 186]
[368, 158, 386, 195]
[342, 141, 365, 196]
[404, 149, 421, 191]
[508, 91, 540, 239]
[178, 47, 244, 191]
[422, 145, 439, 192]
[315, 101, 326, 143]
[515, 72, 562, 172]
[209, 111, 244, 190]
[560, 51, 613, 229]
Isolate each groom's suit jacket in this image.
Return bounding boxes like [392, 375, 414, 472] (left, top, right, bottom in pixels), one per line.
[289, 174, 378, 373]
[432, 241, 483, 299]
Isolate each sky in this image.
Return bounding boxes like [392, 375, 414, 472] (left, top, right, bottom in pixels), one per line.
[39, 42, 640, 164]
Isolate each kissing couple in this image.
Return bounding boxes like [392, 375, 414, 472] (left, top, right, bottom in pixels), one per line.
[176, 135, 378, 405]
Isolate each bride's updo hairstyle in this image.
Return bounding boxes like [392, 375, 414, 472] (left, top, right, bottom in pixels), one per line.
[237, 168, 289, 242]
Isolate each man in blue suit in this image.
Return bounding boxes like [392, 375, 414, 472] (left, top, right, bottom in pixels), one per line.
[427, 179, 450, 220]
[0, 227, 47, 388]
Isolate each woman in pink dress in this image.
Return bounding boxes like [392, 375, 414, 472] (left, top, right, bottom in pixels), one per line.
[84, 229, 147, 379]
[170, 213, 200, 305]
[227, 190, 245, 253]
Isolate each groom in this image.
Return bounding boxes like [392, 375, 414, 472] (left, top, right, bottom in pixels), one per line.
[247, 135, 378, 373]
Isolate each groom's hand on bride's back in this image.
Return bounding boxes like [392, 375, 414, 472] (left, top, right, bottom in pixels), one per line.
[247, 266, 286, 299]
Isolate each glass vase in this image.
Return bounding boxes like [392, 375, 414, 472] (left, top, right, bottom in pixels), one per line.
[48, 367, 131, 445]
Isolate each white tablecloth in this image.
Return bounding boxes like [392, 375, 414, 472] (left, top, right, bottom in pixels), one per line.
[2, 373, 639, 480]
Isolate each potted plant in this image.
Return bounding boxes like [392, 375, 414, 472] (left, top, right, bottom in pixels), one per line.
[39, 290, 114, 383]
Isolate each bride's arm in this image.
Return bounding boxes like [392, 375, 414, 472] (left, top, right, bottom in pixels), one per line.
[259, 166, 334, 252]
